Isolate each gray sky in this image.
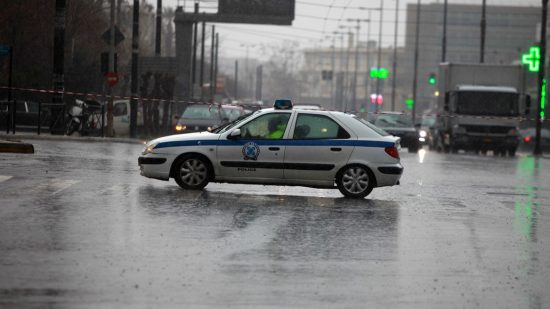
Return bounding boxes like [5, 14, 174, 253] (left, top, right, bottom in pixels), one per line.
[154, 0, 543, 60]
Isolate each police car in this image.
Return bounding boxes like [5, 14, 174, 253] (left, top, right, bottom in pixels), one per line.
[139, 99, 403, 198]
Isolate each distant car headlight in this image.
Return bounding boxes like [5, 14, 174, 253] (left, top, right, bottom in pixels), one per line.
[142, 142, 158, 155]
[419, 130, 427, 138]
[175, 124, 186, 132]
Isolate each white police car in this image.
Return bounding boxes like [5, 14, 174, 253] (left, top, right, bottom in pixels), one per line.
[139, 99, 403, 198]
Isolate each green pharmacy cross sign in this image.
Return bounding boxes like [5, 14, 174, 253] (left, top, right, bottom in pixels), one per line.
[370, 67, 389, 79]
[522, 46, 541, 72]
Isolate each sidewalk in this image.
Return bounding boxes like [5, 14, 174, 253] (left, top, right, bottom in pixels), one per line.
[0, 132, 146, 153]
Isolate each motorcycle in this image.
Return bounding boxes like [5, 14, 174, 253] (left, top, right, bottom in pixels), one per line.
[65, 99, 103, 136]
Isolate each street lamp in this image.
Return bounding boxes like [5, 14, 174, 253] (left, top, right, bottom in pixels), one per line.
[347, 18, 369, 112]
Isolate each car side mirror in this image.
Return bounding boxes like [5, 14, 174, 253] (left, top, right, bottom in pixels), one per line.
[228, 129, 241, 140]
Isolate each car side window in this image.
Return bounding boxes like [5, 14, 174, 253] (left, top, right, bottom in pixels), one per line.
[239, 113, 290, 140]
[292, 114, 350, 139]
[114, 102, 128, 116]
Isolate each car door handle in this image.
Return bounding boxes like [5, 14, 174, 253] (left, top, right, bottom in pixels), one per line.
[268, 147, 280, 151]
[330, 147, 342, 152]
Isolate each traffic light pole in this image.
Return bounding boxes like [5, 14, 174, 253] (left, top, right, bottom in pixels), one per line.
[412, 0, 421, 125]
[534, 0, 548, 156]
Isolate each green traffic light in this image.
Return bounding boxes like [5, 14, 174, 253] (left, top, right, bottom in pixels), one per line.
[405, 99, 414, 109]
[370, 68, 389, 79]
[428, 73, 436, 85]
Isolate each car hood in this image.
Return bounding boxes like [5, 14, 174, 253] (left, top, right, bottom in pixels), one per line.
[148, 131, 219, 146]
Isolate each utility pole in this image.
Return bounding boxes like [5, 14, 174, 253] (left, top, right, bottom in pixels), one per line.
[255, 65, 263, 101]
[352, 20, 360, 112]
[330, 37, 335, 110]
[534, 0, 548, 156]
[155, 0, 162, 56]
[191, 2, 198, 99]
[412, 0, 421, 125]
[107, 0, 116, 137]
[442, 0, 448, 62]
[375, 0, 384, 113]
[234, 60, 239, 100]
[130, 0, 139, 138]
[391, 0, 399, 112]
[210, 25, 215, 100]
[52, 0, 66, 135]
[199, 21, 206, 100]
[480, 0, 486, 63]
[214, 33, 219, 98]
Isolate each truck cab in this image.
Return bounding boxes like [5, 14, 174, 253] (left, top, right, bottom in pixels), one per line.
[434, 63, 530, 156]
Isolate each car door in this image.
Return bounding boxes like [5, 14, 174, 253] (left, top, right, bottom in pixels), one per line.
[284, 113, 354, 182]
[216, 112, 291, 181]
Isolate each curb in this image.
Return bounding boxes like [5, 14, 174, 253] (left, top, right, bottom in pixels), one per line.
[0, 140, 35, 154]
[0, 133, 146, 145]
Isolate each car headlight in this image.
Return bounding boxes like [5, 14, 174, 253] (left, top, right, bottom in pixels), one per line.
[175, 124, 187, 132]
[419, 130, 427, 138]
[142, 142, 158, 155]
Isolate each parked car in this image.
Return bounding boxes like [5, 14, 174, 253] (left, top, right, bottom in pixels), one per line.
[0, 100, 43, 131]
[174, 104, 245, 134]
[139, 100, 403, 199]
[374, 112, 421, 153]
[519, 128, 550, 152]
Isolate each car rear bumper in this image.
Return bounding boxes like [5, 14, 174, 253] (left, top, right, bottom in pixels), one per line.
[374, 163, 403, 187]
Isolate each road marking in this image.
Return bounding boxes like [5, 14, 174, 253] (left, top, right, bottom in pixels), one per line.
[50, 180, 80, 195]
[0, 175, 13, 183]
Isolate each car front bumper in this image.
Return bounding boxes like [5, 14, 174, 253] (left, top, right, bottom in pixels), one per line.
[138, 154, 173, 181]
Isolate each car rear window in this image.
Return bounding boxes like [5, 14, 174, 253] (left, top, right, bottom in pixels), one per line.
[353, 116, 390, 137]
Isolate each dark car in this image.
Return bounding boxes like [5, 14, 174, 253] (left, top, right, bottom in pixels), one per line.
[419, 114, 436, 149]
[0, 100, 44, 132]
[519, 128, 550, 152]
[374, 112, 421, 153]
[174, 104, 245, 134]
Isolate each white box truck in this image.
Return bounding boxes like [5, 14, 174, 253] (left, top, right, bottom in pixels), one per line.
[434, 63, 531, 156]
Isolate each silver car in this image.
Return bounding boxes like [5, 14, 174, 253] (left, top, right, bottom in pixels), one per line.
[139, 103, 403, 198]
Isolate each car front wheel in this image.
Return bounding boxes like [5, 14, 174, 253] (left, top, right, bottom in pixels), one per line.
[173, 155, 211, 190]
[336, 165, 375, 198]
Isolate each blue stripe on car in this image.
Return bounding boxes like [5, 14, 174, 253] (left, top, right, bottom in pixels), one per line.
[155, 139, 394, 149]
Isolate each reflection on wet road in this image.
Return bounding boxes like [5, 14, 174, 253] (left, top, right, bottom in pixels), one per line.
[1, 140, 549, 308]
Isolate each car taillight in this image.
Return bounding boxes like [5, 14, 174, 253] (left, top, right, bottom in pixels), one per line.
[524, 136, 531, 143]
[385, 146, 399, 159]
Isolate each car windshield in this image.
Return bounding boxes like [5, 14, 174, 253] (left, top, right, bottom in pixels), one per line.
[374, 114, 413, 128]
[181, 105, 221, 120]
[455, 91, 519, 116]
[421, 116, 435, 127]
[221, 108, 242, 122]
[210, 111, 257, 134]
[353, 116, 390, 136]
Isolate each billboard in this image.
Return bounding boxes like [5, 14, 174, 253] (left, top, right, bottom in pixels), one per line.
[218, 0, 294, 25]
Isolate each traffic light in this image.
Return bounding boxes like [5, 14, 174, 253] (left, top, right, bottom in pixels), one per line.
[370, 68, 389, 79]
[405, 99, 414, 109]
[428, 73, 436, 85]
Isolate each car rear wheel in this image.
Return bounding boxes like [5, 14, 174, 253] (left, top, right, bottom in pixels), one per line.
[173, 155, 211, 190]
[336, 165, 375, 199]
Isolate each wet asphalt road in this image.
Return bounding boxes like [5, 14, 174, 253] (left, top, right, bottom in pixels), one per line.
[1, 139, 549, 308]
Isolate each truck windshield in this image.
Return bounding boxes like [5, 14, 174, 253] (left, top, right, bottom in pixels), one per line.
[456, 91, 519, 116]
